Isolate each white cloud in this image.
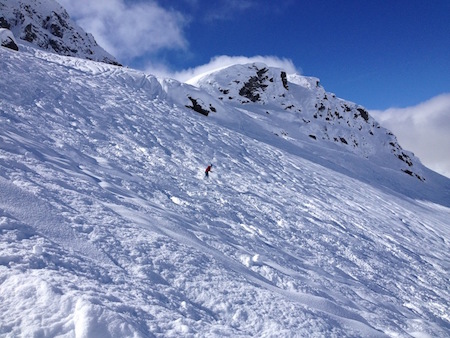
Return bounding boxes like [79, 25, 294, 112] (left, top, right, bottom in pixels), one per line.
[58, 0, 187, 62]
[155, 55, 300, 82]
[371, 93, 450, 178]
[57, 1, 298, 78]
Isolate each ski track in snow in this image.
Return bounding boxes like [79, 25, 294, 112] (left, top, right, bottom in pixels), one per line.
[0, 45, 449, 337]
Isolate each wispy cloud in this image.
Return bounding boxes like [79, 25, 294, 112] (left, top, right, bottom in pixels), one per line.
[199, 0, 294, 21]
[151, 55, 300, 82]
[58, 0, 187, 63]
[371, 93, 450, 178]
[202, 0, 256, 21]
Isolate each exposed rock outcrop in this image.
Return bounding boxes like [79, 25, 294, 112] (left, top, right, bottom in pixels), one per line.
[0, 28, 18, 50]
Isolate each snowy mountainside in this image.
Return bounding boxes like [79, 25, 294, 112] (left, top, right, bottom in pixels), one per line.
[189, 63, 425, 181]
[1, 44, 450, 337]
[0, 0, 120, 65]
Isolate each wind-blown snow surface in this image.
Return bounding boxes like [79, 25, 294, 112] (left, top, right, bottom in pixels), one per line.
[1, 45, 449, 337]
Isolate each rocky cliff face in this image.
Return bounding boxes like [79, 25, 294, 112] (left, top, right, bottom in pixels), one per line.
[188, 63, 424, 180]
[0, 0, 120, 65]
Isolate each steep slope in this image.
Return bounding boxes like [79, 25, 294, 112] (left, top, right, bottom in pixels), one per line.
[0, 44, 449, 337]
[0, 0, 120, 65]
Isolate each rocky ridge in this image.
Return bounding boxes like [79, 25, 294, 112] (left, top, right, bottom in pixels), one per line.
[0, 0, 120, 65]
[188, 63, 424, 180]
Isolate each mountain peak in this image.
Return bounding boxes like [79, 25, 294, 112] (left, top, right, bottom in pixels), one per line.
[187, 62, 425, 181]
[0, 0, 120, 65]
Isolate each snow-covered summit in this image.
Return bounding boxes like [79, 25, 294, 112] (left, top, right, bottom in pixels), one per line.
[0, 0, 120, 65]
[190, 63, 424, 181]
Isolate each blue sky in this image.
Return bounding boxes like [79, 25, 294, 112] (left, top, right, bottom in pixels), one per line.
[59, 0, 450, 177]
[159, 0, 450, 110]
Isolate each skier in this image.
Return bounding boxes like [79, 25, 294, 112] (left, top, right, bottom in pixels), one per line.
[205, 164, 213, 177]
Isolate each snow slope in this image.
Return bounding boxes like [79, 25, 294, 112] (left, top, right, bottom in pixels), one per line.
[0, 0, 120, 65]
[0, 44, 449, 337]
